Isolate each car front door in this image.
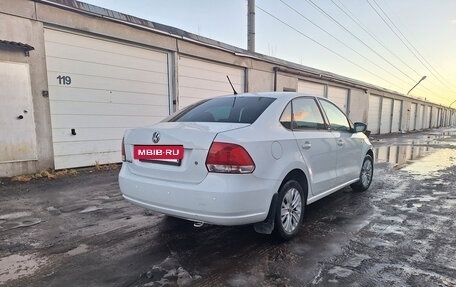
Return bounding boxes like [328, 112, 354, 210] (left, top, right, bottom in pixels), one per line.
[319, 99, 363, 185]
[282, 97, 338, 196]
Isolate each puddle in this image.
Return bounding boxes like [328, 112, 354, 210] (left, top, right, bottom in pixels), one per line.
[402, 148, 456, 179]
[374, 144, 433, 166]
[374, 143, 456, 179]
[0, 212, 43, 232]
[79, 206, 102, 213]
[327, 266, 353, 278]
[66, 244, 90, 256]
[0, 211, 33, 220]
[405, 195, 437, 202]
[0, 254, 48, 284]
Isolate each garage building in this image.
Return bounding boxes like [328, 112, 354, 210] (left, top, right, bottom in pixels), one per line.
[1, 0, 454, 176]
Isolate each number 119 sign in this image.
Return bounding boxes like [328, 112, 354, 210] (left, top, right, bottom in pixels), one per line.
[57, 75, 72, 85]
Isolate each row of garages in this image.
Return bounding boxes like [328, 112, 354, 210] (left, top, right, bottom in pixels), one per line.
[368, 95, 452, 135]
[0, 0, 455, 176]
[44, 28, 246, 169]
[44, 29, 355, 170]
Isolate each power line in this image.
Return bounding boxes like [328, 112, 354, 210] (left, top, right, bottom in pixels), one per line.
[278, 0, 414, 88]
[366, 0, 451, 103]
[331, 0, 422, 79]
[376, 0, 456, 93]
[308, 0, 452, 103]
[330, 1, 443, 98]
[305, 0, 418, 86]
[255, 4, 401, 89]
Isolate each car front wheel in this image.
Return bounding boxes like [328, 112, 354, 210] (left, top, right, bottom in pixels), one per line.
[351, 154, 373, 192]
[274, 179, 305, 240]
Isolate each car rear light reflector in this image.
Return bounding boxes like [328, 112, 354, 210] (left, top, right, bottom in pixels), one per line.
[121, 137, 126, 162]
[206, 142, 255, 174]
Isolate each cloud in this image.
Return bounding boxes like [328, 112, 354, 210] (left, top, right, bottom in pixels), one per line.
[451, 19, 456, 23]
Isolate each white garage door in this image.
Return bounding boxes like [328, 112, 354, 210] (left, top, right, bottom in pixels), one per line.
[437, 108, 442, 127]
[380, 98, 393, 134]
[416, 105, 423, 130]
[44, 29, 170, 169]
[0, 62, 38, 162]
[177, 57, 244, 109]
[297, 81, 325, 97]
[327, 86, 348, 113]
[368, 95, 381, 134]
[391, 99, 402, 133]
[409, 103, 417, 131]
[425, 106, 431, 128]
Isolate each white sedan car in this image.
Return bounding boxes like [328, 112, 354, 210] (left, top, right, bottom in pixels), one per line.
[119, 92, 373, 239]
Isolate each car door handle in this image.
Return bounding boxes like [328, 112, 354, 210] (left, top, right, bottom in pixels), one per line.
[337, 139, 345, 146]
[302, 141, 311, 150]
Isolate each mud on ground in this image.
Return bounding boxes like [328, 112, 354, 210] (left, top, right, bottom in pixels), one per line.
[1, 128, 455, 287]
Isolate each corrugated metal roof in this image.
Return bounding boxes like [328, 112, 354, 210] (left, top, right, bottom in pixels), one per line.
[0, 40, 35, 51]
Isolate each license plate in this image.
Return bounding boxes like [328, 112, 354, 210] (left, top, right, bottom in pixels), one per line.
[133, 145, 184, 160]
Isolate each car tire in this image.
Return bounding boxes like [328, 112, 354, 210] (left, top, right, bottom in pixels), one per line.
[274, 179, 305, 240]
[351, 154, 373, 192]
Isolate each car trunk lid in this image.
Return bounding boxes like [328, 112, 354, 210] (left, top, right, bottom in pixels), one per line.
[124, 122, 249, 183]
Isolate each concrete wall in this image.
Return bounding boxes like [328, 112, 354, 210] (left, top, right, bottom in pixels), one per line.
[276, 74, 298, 92]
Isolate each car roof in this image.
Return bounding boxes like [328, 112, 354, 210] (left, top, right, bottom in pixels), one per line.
[221, 92, 323, 101]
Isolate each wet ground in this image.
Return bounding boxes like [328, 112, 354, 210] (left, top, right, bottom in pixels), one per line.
[1, 128, 455, 287]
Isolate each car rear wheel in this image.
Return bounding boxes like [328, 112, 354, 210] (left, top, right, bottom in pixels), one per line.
[274, 179, 305, 240]
[351, 154, 373, 192]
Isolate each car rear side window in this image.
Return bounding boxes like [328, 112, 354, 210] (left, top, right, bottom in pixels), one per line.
[169, 97, 276, 124]
[281, 98, 326, 130]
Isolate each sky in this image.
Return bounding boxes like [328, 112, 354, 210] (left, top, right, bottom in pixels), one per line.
[80, 0, 456, 107]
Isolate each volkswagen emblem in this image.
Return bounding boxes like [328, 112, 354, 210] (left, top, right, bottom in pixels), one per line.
[152, 131, 160, 143]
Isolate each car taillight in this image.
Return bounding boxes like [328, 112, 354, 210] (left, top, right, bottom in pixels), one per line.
[121, 137, 126, 162]
[206, 142, 255, 174]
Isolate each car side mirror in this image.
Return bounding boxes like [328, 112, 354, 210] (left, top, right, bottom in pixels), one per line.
[354, 122, 367, 133]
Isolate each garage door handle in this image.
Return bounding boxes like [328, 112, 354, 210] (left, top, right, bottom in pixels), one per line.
[337, 139, 345, 146]
[302, 141, 311, 150]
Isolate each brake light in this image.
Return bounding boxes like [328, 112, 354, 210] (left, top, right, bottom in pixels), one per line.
[206, 142, 255, 174]
[121, 137, 126, 162]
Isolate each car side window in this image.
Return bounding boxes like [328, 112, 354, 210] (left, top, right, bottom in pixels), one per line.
[319, 99, 351, 131]
[280, 98, 326, 130]
[291, 98, 326, 130]
[280, 102, 292, 129]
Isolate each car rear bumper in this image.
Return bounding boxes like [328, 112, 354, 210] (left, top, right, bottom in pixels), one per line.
[118, 164, 277, 226]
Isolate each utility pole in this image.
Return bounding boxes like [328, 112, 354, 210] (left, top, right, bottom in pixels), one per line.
[248, 0, 255, 52]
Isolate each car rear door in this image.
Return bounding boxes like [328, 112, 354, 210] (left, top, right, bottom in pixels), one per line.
[282, 97, 339, 196]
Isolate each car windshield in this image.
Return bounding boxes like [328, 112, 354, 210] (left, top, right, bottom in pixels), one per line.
[168, 96, 276, 124]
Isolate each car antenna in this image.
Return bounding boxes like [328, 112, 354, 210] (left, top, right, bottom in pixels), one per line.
[226, 75, 238, 95]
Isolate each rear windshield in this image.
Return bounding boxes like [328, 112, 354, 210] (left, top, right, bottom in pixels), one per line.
[168, 97, 276, 124]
